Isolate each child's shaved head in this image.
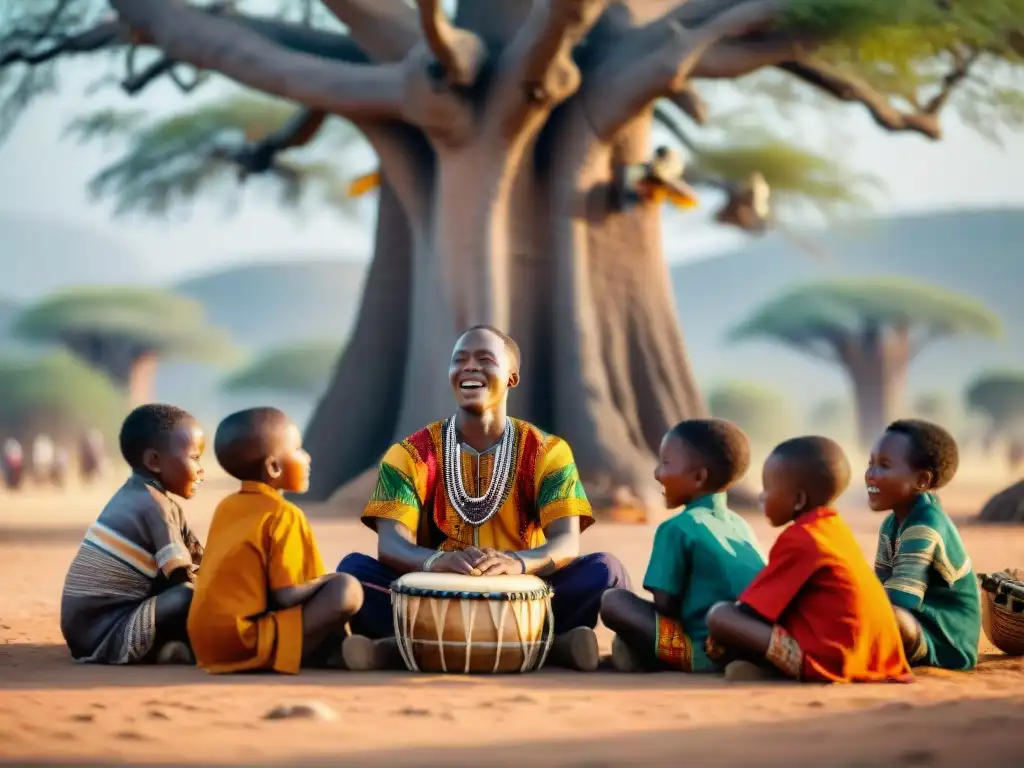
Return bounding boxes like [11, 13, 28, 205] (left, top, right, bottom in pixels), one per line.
[770, 435, 851, 508]
[214, 407, 292, 482]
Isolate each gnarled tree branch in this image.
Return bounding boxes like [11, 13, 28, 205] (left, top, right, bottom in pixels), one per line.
[216, 108, 330, 180]
[587, 0, 786, 140]
[0, 20, 125, 67]
[107, 0, 414, 125]
[487, 0, 610, 138]
[321, 0, 421, 62]
[413, 0, 486, 87]
[778, 48, 979, 140]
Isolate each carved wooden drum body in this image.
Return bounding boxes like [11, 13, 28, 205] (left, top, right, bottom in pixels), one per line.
[390, 572, 555, 674]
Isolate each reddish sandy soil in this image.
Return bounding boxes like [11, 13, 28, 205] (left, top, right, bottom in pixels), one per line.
[2, 473, 1024, 767]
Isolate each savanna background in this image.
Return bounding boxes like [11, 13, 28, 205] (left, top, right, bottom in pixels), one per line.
[2, 1, 1024, 766]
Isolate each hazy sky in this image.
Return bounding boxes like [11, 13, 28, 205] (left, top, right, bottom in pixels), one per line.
[2, 63, 1023, 281]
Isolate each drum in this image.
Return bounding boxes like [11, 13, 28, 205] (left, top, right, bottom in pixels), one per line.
[390, 572, 555, 674]
[979, 569, 1024, 656]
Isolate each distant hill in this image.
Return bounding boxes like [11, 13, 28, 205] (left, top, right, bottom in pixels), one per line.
[175, 258, 366, 350]
[5, 208, 1022, 429]
[673, 208, 1024, 410]
[0, 212, 162, 299]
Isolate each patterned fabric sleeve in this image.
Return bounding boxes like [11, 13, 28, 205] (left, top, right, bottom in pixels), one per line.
[643, 521, 687, 598]
[362, 443, 425, 534]
[139, 499, 193, 578]
[739, 526, 820, 623]
[267, 503, 326, 590]
[884, 524, 939, 611]
[873, 517, 895, 583]
[534, 437, 593, 531]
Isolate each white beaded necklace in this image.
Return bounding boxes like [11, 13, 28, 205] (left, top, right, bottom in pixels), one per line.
[444, 415, 515, 526]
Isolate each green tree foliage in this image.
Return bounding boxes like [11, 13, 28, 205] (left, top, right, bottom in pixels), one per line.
[0, 351, 127, 441]
[14, 286, 237, 364]
[729, 277, 1002, 445]
[706, 380, 795, 446]
[221, 339, 341, 397]
[65, 94, 364, 218]
[965, 370, 1024, 435]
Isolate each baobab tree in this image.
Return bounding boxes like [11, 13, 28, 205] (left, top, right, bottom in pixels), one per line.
[1, 1, 1021, 509]
[729, 277, 1002, 447]
[14, 287, 237, 404]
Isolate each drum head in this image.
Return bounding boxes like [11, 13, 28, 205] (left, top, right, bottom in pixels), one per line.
[392, 571, 552, 600]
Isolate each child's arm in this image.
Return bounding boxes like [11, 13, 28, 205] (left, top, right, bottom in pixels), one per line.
[140, 499, 196, 583]
[266, 504, 326, 610]
[650, 589, 682, 618]
[642, 522, 687, 615]
[883, 524, 939, 612]
[737, 528, 820, 625]
[270, 575, 333, 610]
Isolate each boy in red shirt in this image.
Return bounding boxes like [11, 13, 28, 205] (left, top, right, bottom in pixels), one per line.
[706, 436, 912, 683]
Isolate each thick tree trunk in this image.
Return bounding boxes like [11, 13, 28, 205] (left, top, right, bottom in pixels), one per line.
[63, 334, 158, 405]
[845, 324, 910, 448]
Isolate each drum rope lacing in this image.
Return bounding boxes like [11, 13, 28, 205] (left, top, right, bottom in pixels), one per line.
[444, 415, 515, 526]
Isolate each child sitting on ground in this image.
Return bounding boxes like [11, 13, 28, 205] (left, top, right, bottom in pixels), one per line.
[706, 436, 912, 683]
[60, 404, 206, 665]
[867, 419, 980, 670]
[187, 407, 363, 673]
[599, 418, 766, 673]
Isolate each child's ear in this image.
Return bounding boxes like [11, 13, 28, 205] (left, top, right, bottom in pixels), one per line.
[508, 371, 520, 389]
[915, 469, 933, 492]
[265, 457, 282, 480]
[142, 448, 161, 475]
[794, 490, 808, 512]
[693, 466, 709, 488]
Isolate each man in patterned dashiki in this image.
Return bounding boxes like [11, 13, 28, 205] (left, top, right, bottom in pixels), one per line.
[867, 419, 981, 670]
[338, 325, 631, 672]
[600, 418, 766, 673]
[706, 436, 912, 683]
[60, 404, 206, 665]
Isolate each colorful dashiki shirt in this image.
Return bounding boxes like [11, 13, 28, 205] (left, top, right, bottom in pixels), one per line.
[362, 418, 593, 551]
[60, 473, 202, 664]
[874, 492, 981, 670]
[643, 493, 766, 672]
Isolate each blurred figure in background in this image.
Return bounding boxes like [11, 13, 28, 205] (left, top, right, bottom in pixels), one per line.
[80, 428, 108, 485]
[32, 434, 54, 486]
[51, 446, 69, 489]
[2, 438, 24, 491]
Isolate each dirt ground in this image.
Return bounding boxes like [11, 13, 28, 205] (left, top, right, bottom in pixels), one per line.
[3, 472, 1024, 767]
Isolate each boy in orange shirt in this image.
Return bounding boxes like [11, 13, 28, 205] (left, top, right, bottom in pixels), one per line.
[188, 407, 363, 673]
[706, 436, 912, 683]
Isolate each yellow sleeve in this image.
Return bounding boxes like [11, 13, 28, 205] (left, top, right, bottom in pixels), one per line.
[361, 443, 424, 534]
[266, 502, 325, 591]
[534, 437, 594, 531]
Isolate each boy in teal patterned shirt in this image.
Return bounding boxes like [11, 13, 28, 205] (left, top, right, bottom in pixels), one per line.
[600, 419, 766, 672]
[866, 419, 980, 670]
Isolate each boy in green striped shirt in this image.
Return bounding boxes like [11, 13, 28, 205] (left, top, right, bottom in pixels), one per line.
[866, 419, 980, 670]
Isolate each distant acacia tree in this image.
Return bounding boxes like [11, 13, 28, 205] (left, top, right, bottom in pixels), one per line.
[806, 396, 855, 442]
[706, 380, 794, 447]
[730, 278, 1002, 446]
[222, 340, 343, 398]
[0, 352, 126, 443]
[966, 370, 1024, 465]
[1, 1, 1021, 509]
[912, 390, 959, 431]
[14, 288, 237, 404]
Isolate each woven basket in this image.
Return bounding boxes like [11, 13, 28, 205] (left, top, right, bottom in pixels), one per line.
[979, 569, 1024, 656]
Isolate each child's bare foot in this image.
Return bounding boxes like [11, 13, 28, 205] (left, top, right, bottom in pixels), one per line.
[155, 641, 194, 665]
[549, 627, 600, 672]
[610, 635, 640, 672]
[342, 635, 403, 671]
[724, 659, 773, 681]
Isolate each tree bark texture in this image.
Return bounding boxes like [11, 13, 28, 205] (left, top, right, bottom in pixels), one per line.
[840, 324, 910, 448]
[101, 0, 857, 512]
